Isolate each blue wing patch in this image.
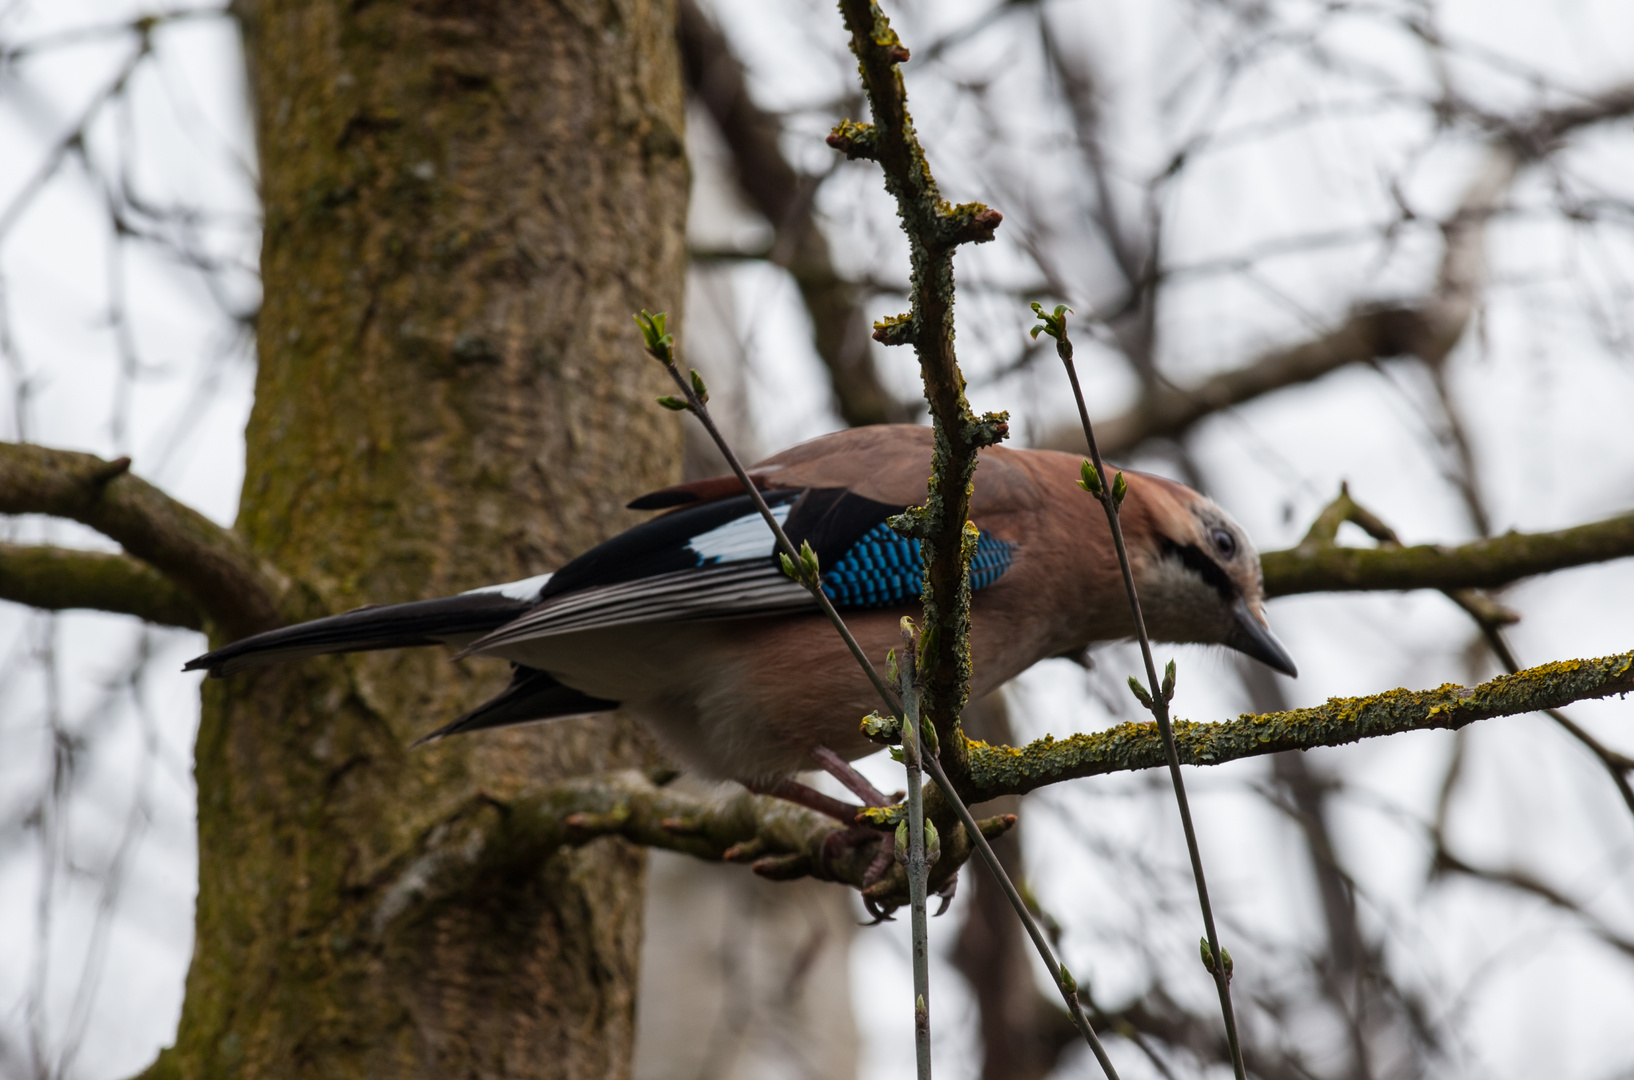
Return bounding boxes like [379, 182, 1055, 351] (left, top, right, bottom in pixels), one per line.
[821, 523, 1015, 610]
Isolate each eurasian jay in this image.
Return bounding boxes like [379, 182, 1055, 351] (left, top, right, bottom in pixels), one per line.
[187, 424, 1294, 816]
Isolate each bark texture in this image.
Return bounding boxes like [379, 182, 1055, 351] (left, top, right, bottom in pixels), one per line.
[142, 1, 688, 1077]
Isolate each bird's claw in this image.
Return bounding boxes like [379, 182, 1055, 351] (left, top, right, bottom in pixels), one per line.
[933, 872, 958, 916]
[860, 894, 897, 924]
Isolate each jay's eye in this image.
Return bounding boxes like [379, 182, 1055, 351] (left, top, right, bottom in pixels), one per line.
[1211, 528, 1237, 559]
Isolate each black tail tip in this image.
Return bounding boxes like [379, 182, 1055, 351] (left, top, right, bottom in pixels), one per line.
[409, 726, 455, 749]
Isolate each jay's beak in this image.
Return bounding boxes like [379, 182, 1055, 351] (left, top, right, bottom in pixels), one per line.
[1226, 598, 1298, 677]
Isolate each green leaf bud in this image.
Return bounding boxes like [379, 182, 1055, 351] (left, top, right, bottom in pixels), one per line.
[1078, 459, 1103, 495]
[1128, 676, 1154, 710]
[634, 310, 675, 363]
[919, 715, 939, 757]
[656, 395, 689, 411]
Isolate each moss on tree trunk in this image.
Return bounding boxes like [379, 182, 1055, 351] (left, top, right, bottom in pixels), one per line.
[141, 1, 687, 1076]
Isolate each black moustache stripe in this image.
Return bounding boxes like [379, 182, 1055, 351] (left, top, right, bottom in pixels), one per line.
[1160, 538, 1237, 602]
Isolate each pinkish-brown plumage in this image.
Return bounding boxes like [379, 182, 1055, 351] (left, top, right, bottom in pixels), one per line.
[188, 425, 1294, 794]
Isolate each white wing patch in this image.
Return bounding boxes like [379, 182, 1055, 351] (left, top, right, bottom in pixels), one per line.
[460, 563, 812, 654]
[457, 505, 810, 657]
[463, 572, 554, 602]
[687, 504, 791, 564]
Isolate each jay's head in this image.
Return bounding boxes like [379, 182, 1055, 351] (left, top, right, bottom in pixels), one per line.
[1117, 473, 1297, 677]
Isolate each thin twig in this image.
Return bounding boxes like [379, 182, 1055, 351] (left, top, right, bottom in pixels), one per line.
[900, 625, 932, 1080]
[1033, 305, 1248, 1080]
[922, 751, 1123, 1078]
[633, 316, 1122, 1077]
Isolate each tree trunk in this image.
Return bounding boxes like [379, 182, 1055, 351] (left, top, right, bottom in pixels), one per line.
[141, 0, 687, 1076]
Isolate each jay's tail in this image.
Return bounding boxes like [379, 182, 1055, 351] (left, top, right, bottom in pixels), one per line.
[183, 591, 535, 677]
[183, 589, 621, 737]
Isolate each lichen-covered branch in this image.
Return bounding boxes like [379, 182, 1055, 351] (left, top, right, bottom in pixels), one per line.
[377, 770, 1016, 921]
[967, 651, 1634, 799]
[0, 441, 284, 637]
[465, 650, 1631, 887]
[0, 542, 204, 629]
[832, 0, 1006, 780]
[1261, 511, 1634, 598]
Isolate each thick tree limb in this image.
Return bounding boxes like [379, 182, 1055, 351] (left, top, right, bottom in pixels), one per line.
[965, 651, 1634, 800]
[375, 770, 1017, 923]
[676, 0, 909, 428]
[1261, 511, 1634, 597]
[0, 442, 284, 637]
[0, 542, 203, 629]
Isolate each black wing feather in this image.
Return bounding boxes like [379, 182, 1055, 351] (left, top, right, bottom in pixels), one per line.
[540, 489, 803, 600]
[783, 489, 901, 565]
[414, 666, 618, 743]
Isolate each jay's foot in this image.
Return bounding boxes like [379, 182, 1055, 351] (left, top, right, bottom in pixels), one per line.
[746, 777, 889, 883]
[803, 745, 900, 899]
[749, 750, 904, 913]
[809, 745, 893, 807]
[751, 776, 865, 824]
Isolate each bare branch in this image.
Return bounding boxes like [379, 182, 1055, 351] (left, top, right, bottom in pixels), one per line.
[372, 770, 1016, 927]
[1432, 849, 1634, 962]
[0, 543, 203, 629]
[1262, 510, 1634, 598]
[967, 651, 1634, 799]
[1463, 80, 1634, 158]
[1036, 77, 1634, 455]
[1052, 303, 1443, 453]
[0, 442, 284, 637]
